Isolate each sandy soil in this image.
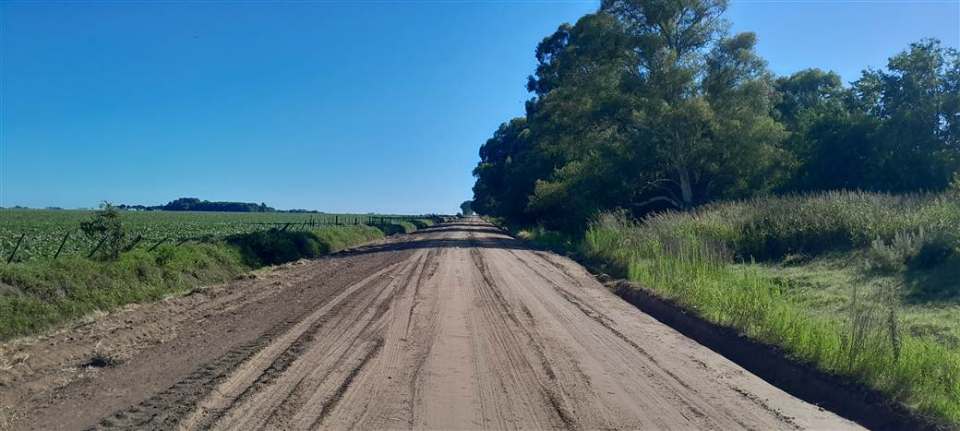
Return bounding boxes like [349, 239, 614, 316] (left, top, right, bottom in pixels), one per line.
[0, 220, 861, 430]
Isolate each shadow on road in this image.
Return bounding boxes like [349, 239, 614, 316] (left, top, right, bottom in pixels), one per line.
[337, 223, 531, 257]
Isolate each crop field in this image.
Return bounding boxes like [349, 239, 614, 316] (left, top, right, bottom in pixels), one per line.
[0, 209, 412, 262]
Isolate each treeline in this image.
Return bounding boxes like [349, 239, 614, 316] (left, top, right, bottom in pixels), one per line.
[119, 197, 276, 212]
[472, 0, 960, 233]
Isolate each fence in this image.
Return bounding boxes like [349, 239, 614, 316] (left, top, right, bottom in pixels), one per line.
[1, 214, 444, 263]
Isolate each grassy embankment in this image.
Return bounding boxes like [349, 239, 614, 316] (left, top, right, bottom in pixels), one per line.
[0, 219, 433, 341]
[581, 191, 959, 427]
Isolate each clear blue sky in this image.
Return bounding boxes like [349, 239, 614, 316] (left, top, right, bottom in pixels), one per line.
[1, 1, 957, 213]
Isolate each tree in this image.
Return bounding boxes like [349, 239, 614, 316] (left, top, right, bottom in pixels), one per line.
[854, 39, 960, 191]
[606, 1, 785, 211]
[472, 1, 788, 232]
[471, 0, 958, 234]
[80, 202, 125, 260]
[778, 40, 960, 193]
[472, 118, 539, 223]
[459, 200, 474, 216]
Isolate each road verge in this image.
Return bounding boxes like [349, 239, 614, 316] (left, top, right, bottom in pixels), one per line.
[609, 279, 941, 431]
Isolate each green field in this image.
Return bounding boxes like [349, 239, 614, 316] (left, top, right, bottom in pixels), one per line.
[0, 209, 413, 262]
[0, 210, 435, 340]
[0, 209, 439, 340]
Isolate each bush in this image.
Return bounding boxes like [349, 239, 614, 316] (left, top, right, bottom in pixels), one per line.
[867, 232, 921, 273]
[79, 202, 125, 260]
[867, 230, 957, 273]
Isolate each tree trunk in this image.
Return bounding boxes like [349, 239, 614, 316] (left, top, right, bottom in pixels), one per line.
[677, 167, 693, 209]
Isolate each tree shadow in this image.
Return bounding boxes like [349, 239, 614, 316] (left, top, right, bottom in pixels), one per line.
[335, 223, 532, 257]
[902, 256, 960, 304]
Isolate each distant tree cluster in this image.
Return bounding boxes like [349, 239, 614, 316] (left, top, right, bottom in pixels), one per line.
[460, 200, 475, 216]
[119, 197, 276, 212]
[472, 0, 960, 233]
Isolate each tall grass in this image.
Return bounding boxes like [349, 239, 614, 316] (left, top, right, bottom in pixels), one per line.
[584, 191, 960, 426]
[630, 190, 960, 261]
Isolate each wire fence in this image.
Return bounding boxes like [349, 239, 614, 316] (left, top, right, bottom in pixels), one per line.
[1, 213, 440, 263]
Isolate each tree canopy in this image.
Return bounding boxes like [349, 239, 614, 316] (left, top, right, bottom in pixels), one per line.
[472, 0, 959, 233]
[119, 198, 276, 212]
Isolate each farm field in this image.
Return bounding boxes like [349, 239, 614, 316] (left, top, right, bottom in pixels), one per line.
[0, 209, 415, 262]
[0, 208, 438, 340]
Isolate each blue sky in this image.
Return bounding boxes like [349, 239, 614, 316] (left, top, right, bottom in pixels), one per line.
[1, 1, 957, 213]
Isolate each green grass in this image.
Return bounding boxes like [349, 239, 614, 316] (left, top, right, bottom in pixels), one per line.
[583, 191, 960, 427]
[0, 225, 386, 340]
[739, 253, 960, 349]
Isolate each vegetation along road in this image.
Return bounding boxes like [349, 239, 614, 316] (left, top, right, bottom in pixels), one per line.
[0, 220, 860, 430]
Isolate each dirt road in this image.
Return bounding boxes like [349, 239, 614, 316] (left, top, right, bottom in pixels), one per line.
[1, 220, 861, 430]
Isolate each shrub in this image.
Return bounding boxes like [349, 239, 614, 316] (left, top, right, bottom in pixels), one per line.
[79, 202, 125, 260]
[867, 230, 957, 273]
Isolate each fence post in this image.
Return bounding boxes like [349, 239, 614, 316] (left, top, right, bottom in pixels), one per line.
[7, 233, 26, 264]
[123, 234, 144, 252]
[148, 237, 169, 252]
[53, 231, 70, 260]
[87, 235, 108, 258]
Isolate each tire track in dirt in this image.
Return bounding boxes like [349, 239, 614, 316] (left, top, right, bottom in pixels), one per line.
[90, 258, 412, 431]
[307, 337, 384, 429]
[517, 249, 805, 430]
[468, 247, 578, 430]
[195, 252, 427, 430]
